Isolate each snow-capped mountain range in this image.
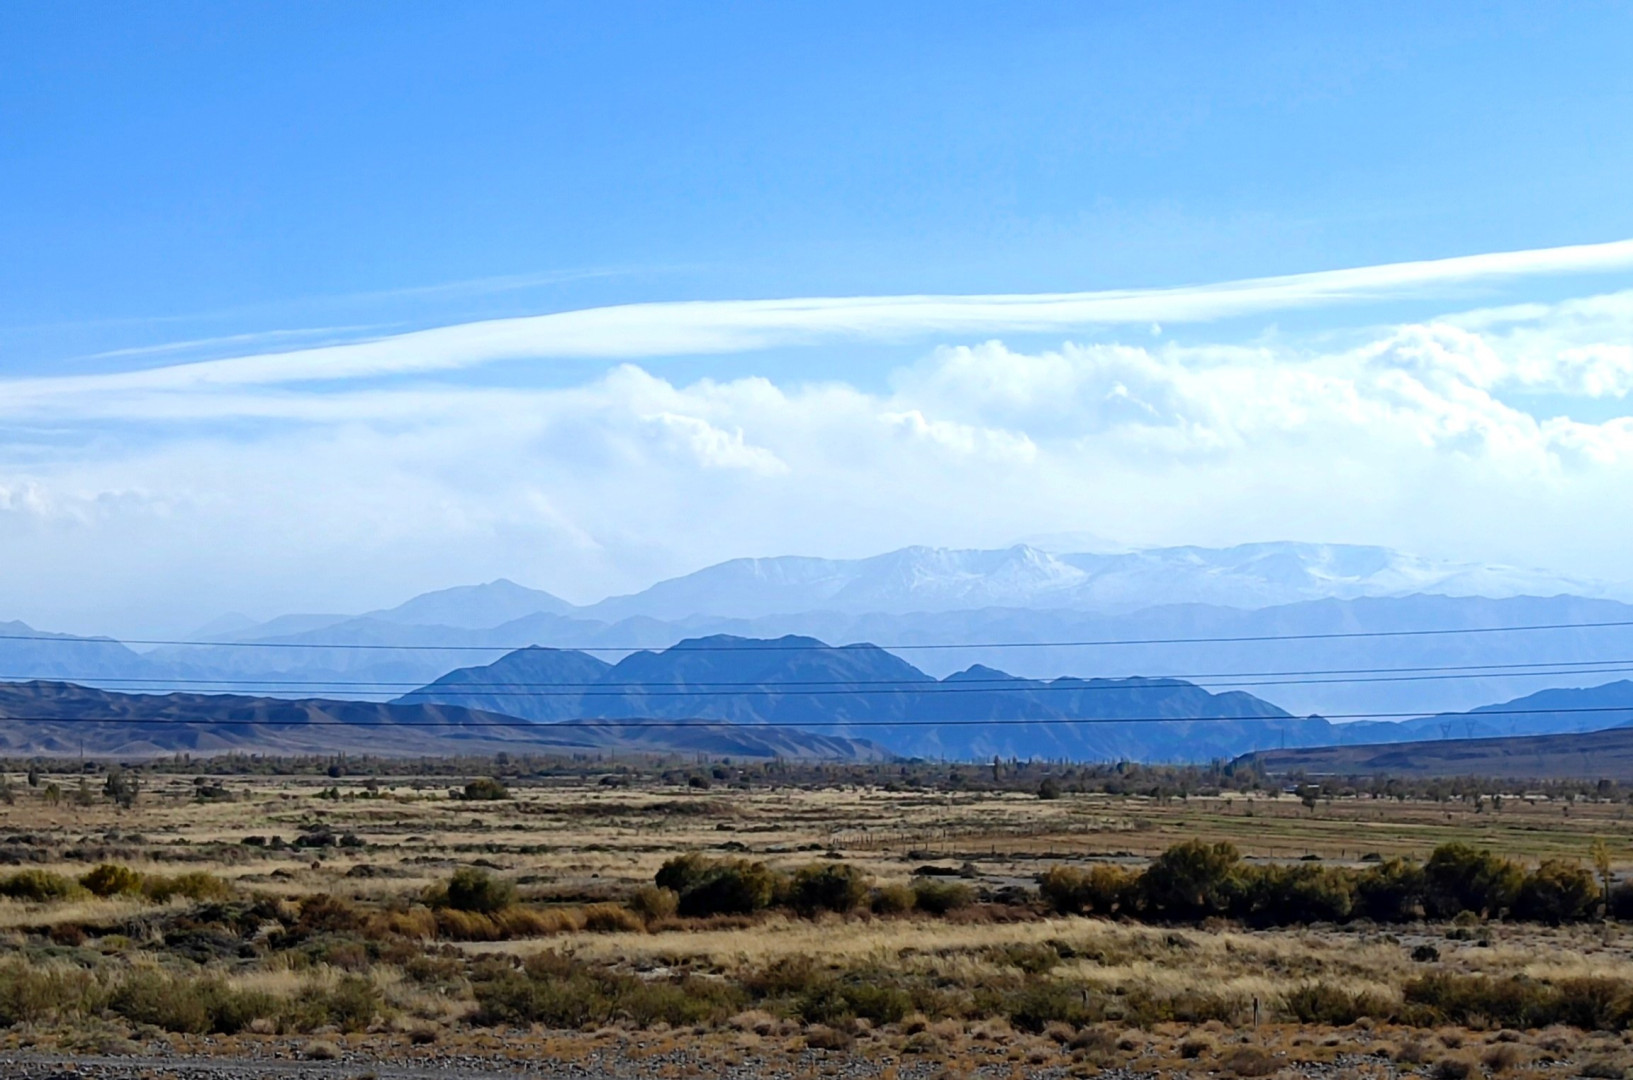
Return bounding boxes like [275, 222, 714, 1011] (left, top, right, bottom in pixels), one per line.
[203, 540, 1614, 634]
[577, 541, 1613, 622]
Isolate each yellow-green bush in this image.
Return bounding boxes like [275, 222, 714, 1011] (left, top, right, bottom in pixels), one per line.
[0, 870, 83, 902]
[80, 864, 143, 898]
[788, 863, 870, 916]
[628, 884, 679, 921]
[911, 877, 974, 915]
[143, 871, 232, 903]
[582, 902, 645, 933]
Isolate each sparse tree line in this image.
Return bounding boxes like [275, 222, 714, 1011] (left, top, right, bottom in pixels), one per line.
[636, 842, 1622, 929]
[647, 853, 975, 920]
[1040, 840, 1619, 927]
[9, 753, 1633, 807]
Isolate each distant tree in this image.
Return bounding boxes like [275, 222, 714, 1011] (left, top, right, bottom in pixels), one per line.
[1423, 842, 1523, 918]
[25, 765, 40, 789]
[1140, 840, 1242, 920]
[1037, 777, 1062, 800]
[1592, 837, 1615, 911]
[788, 863, 870, 916]
[1514, 860, 1599, 925]
[103, 767, 140, 810]
[440, 867, 516, 913]
[460, 777, 510, 801]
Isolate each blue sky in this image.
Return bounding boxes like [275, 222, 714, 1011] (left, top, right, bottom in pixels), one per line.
[2, 3, 1632, 633]
[6, 2, 1631, 365]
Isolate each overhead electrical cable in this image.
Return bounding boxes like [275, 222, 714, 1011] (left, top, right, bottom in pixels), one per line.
[7, 664, 1633, 699]
[10, 649, 1633, 686]
[7, 615, 1633, 653]
[4, 703, 1633, 728]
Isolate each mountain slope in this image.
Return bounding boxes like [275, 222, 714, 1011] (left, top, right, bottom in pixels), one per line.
[0, 621, 157, 682]
[1242, 725, 1633, 782]
[1333, 681, 1633, 745]
[0, 681, 885, 760]
[365, 579, 577, 628]
[14, 593, 1633, 722]
[397, 634, 1320, 762]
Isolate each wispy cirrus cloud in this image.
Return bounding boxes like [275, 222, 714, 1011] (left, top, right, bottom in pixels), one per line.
[4, 238, 1631, 406]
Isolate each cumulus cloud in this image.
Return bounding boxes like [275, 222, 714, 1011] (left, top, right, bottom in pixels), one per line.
[3, 256, 1633, 633]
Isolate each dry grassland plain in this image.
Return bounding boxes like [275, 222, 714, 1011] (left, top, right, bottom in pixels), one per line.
[1, 759, 1632, 1079]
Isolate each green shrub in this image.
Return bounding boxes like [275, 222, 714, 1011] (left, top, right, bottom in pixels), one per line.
[796, 976, 913, 1026]
[440, 868, 517, 914]
[474, 951, 742, 1028]
[1355, 857, 1426, 922]
[143, 871, 232, 903]
[1609, 880, 1633, 920]
[0, 869, 82, 902]
[1399, 972, 1628, 1030]
[628, 885, 679, 921]
[911, 877, 974, 915]
[788, 863, 870, 916]
[741, 955, 828, 1000]
[276, 975, 384, 1033]
[1138, 840, 1242, 921]
[1039, 864, 1138, 916]
[869, 882, 916, 915]
[107, 971, 277, 1035]
[655, 855, 780, 917]
[1553, 977, 1633, 1032]
[0, 961, 103, 1025]
[1282, 982, 1392, 1025]
[1237, 863, 1354, 926]
[653, 852, 711, 894]
[461, 777, 510, 801]
[1515, 860, 1600, 925]
[1000, 979, 1102, 1032]
[1423, 843, 1524, 919]
[80, 863, 144, 898]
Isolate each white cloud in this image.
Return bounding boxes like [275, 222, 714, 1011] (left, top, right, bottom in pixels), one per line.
[642, 412, 789, 475]
[4, 256, 1633, 633]
[3, 238, 1631, 408]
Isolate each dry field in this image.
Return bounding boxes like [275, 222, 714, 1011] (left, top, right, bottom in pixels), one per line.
[0, 759, 1632, 1078]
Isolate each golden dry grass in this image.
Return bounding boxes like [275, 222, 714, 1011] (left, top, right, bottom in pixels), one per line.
[2, 764, 1633, 1070]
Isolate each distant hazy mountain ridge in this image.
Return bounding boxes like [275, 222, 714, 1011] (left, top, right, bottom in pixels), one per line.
[193, 542, 1614, 641]
[3, 541, 1629, 754]
[397, 634, 1322, 761]
[577, 542, 1611, 621]
[397, 635, 1633, 763]
[0, 680, 888, 760]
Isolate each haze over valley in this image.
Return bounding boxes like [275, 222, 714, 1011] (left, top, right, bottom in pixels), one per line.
[6, 539, 1633, 763]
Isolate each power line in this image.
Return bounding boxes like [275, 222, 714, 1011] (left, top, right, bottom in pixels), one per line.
[5, 657, 1633, 697]
[4, 702, 1633, 728]
[12, 653, 1633, 686]
[8, 664, 1633, 700]
[7, 616, 1633, 653]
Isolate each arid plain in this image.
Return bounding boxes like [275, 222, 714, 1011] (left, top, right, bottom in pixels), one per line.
[0, 757, 1631, 1079]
